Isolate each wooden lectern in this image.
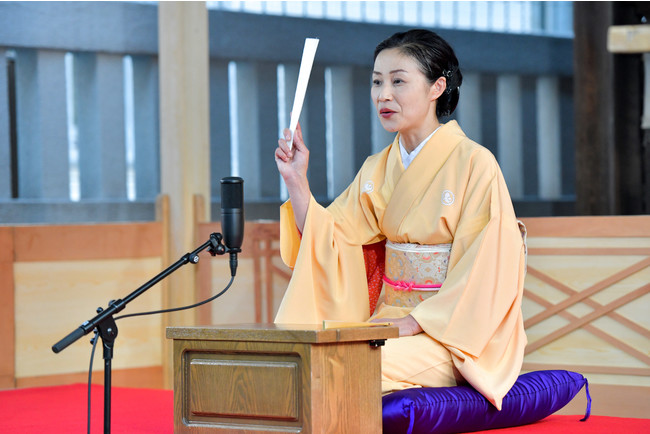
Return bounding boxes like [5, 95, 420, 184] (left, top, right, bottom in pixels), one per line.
[167, 323, 398, 433]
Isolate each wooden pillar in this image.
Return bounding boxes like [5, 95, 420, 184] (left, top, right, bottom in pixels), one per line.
[574, 2, 650, 215]
[158, 1, 210, 387]
[608, 16, 650, 215]
[574, 2, 616, 215]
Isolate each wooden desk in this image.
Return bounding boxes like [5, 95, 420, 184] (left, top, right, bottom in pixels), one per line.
[167, 323, 398, 433]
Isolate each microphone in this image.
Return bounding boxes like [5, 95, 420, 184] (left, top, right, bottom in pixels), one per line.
[220, 177, 244, 276]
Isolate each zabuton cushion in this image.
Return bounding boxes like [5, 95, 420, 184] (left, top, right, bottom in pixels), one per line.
[382, 370, 590, 434]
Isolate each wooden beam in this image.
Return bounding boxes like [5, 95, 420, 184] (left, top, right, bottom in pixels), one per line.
[608, 25, 650, 53]
[13, 223, 162, 262]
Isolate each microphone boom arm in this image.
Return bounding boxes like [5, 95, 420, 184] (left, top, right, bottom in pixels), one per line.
[52, 232, 230, 354]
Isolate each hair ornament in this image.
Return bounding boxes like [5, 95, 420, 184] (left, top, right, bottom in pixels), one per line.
[442, 68, 456, 93]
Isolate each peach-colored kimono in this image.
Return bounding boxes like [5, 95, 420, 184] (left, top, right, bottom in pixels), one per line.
[274, 121, 527, 410]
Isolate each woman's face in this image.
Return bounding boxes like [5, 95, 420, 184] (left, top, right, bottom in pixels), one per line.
[371, 48, 441, 138]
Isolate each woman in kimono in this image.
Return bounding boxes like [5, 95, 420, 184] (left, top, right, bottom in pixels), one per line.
[273, 29, 527, 410]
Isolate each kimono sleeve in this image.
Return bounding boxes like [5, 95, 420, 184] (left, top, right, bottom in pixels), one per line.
[275, 167, 384, 324]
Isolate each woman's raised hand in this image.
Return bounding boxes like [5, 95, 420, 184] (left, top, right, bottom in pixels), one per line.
[275, 122, 309, 185]
[274, 122, 311, 232]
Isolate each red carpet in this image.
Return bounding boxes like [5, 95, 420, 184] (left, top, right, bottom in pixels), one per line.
[0, 384, 173, 433]
[474, 414, 650, 433]
[1, 383, 648, 433]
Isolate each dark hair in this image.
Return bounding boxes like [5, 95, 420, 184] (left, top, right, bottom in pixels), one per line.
[374, 29, 463, 118]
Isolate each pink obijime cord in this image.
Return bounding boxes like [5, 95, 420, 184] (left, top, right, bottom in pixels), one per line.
[382, 275, 442, 292]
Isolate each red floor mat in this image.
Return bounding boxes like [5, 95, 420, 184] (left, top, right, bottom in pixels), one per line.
[0, 383, 648, 433]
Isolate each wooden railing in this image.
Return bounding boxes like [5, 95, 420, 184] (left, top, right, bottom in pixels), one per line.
[0, 2, 575, 225]
[518, 216, 650, 418]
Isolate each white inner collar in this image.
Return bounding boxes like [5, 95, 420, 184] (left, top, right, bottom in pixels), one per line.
[399, 125, 442, 169]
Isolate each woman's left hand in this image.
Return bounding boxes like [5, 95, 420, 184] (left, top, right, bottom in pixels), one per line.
[370, 315, 423, 337]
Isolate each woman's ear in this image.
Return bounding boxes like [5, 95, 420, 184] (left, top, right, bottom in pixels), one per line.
[430, 76, 447, 101]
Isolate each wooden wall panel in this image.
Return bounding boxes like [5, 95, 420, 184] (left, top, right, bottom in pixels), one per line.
[5, 221, 166, 389]
[14, 258, 163, 379]
[521, 223, 650, 419]
[555, 384, 650, 418]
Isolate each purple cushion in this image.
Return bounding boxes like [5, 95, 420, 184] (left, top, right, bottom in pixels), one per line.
[382, 370, 590, 434]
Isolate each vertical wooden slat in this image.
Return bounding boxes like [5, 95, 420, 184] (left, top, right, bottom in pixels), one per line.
[456, 72, 482, 144]
[15, 49, 69, 199]
[497, 74, 523, 198]
[325, 66, 355, 199]
[0, 227, 16, 388]
[76, 52, 126, 200]
[97, 53, 127, 199]
[252, 237, 262, 323]
[257, 61, 280, 200]
[277, 64, 298, 201]
[39, 50, 70, 199]
[520, 76, 538, 197]
[352, 66, 372, 171]
[480, 74, 498, 156]
[73, 52, 100, 199]
[305, 65, 328, 200]
[232, 61, 261, 201]
[265, 239, 274, 322]
[537, 76, 561, 199]
[559, 76, 575, 198]
[209, 59, 231, 196]
[132, 55, 160, 200]
[0, 49, 11, 199]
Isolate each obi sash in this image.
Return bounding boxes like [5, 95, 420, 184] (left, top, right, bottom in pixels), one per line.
[383, 240, 451, 308]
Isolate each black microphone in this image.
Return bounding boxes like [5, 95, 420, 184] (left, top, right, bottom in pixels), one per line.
[220, 177, 244, 276]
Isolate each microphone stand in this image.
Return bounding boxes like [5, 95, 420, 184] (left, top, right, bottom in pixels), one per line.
[52, 232, 231, 434]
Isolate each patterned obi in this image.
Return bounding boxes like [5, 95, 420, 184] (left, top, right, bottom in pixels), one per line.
[383, 240, 451, 308]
